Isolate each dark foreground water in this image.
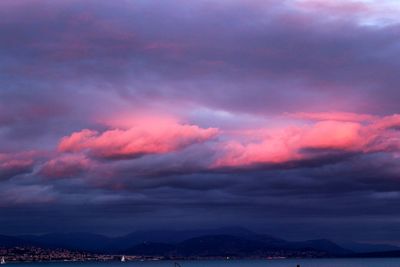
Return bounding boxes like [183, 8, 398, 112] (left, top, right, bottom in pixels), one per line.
[9, 259, 400, 267]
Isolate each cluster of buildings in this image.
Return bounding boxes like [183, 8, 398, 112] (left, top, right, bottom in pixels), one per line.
[0, 246, 329, 263]
[0, 247, 167, 263]
[0, 247, 115, 262]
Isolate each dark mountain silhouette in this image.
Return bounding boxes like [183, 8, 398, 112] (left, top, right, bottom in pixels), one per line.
[19, 232, 113, 252]
[350, 250, 400, 258]
[103, 226, 273, 253]
[0, 227, 397, 258]
[337, 241, 400, 253]
[125, 235, 352, 257]
[288, 239, 352, 255]
[125, 242, 175, 255]
[176, 235, 271, 257]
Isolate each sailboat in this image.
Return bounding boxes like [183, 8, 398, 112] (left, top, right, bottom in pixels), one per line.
[121, 255, 126, 262]
[0, 257, 5, 265]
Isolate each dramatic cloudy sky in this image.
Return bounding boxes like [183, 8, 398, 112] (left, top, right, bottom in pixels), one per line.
[1, 0, 400, 244]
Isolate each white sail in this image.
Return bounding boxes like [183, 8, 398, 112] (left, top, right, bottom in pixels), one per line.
[121, 256, 126, 262]
[0, 257, 5, 265]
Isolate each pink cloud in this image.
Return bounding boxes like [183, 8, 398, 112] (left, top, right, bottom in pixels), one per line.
[40, 154, 91, 179]
[58, 121, 219, 159]
[215, 113, 400, 168]
[0, 157, 33, 171]
[300, 121, 363, 150]
[52, 112, 400, 171]
[0, 151, 37, 180]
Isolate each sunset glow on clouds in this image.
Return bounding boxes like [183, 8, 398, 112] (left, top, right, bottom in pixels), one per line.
[35, 112, 400, 174]
[0, 151, 38, 181]
[40, 154, 91, 179]
[1, 0, 400, 243]
[58, 121, 219, 160]
[215, 114, 400, 167]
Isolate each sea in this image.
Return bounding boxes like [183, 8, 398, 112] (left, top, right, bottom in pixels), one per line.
[8, 259, 400, 267]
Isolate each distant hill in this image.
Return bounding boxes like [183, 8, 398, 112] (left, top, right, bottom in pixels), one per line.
[19, 232, 114, 252]
[288, 239, 352, 255]
[0, 227, 397, 258]
[337, 241, 400, 253]
[125, 234, 352, 257]
[350, 250, 400, 258]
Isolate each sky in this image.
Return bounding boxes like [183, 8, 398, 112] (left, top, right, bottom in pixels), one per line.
[1, 0, 400, 245]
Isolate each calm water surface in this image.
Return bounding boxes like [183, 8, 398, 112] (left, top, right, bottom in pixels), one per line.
[10, 259, 400, 267]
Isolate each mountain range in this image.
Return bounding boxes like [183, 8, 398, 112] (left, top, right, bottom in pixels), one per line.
[0, 227, 399, 258]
